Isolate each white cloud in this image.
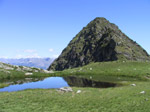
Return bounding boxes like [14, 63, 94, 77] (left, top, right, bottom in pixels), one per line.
[52, 54, 59, 58]
[15, 53, 41, 59]
[49, 48, 54, 52]
[0, 56, 9, 59]
[14, 49, 41, 59]
[24, 49, 37, 53]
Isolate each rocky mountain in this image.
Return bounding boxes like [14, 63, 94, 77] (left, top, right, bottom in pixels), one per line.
[0, 58, 54, 69]
[48, 17, 150, 71]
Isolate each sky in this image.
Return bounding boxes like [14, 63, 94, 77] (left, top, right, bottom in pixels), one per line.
[0, 0, 150, 59]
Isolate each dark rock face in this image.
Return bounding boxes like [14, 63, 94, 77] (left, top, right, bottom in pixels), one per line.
[48, 17, 150, 71]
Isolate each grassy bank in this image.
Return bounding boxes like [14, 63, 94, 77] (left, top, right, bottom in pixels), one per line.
[58, 61, 150, 80]
[0, 81, 150, 112]
[0, 70, 53, 80]
[0, 83, 9, 88]
[1, 61, 150, 80]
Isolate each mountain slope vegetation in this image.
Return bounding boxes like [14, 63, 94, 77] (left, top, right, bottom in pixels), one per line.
[49, 17, 149, 71]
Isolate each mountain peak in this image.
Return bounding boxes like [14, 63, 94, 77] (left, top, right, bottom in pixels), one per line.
[93, 17, 108, 22]
[48, 17, 150, 71]
[86, 17, 110, 27]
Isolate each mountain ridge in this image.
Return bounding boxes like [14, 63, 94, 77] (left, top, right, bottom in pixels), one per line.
[48, 17, 150, 71]
[0, 58, 54, 69]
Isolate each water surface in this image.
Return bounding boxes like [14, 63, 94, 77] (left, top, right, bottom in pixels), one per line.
[0, 76, 118, 92]
[0, 77, 69, 92]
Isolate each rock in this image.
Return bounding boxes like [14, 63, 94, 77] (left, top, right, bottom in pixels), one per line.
[0, 62, 50, 74]
[76, 90, 81, 94]
[0, 69, 11, 74]
[42, 70, 54, 73]
[140, 91, 145, 94]
[117, 69, 121, 71]
[58, 87, 73, 92]
[5, 71, 11, 74]
[34, 70, 38, 72]
[22, 66, 32, 72]
[131, 84, 136, 86]
[48, 17, 150, 71]
[16, 67, 22, 72]
[25, 72, 33, 76]
[4, 67, 14, 70]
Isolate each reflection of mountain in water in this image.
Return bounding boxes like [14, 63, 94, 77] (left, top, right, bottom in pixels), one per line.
[64, 76, 117, 88]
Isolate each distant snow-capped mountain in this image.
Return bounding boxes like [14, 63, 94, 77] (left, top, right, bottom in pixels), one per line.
[0, 58, 55, 69]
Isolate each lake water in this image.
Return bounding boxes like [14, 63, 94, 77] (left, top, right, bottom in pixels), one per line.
[0, 76, 118, 92]
[0, 77, 69, 92]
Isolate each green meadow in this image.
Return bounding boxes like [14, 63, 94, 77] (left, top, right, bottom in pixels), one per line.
[0, 61, 150, 112]
[0, 82, 150, 112]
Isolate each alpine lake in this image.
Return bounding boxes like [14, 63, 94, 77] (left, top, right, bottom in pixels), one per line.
[0, 75, 138, 92]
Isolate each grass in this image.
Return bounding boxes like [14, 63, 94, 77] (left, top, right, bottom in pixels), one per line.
[58, 61, 150, 80]
[0, 70, 54, 88]
[0, 81, 150, 112]
[0, 83, 9, 88]
[1, 61, 150, 81]
[0, 61, 150, 111]
[0, 70, 53, 80]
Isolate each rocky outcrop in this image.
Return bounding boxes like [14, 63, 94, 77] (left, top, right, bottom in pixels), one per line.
[48, 17, 150, 71]
[0, 62, 53, 75]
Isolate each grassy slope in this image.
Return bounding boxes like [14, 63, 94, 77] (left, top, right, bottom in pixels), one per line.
[0, 81, 150, 112]
[0, 61, 150, 112]
[0, 62, 54, 81]
[59, 61, 150, 80]
[0, 68, 53, 80]
[1, 61, 150, 80]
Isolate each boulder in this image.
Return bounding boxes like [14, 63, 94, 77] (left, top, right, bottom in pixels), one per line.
[131, 84, 136, 86]
[58, 87, 73, 92]
[140, 91, 145, 94]
[42, 70, 54, 74]
[76, 90, 81, 94]
[22, 66, 32, 72]
[25, 72, 33, 76]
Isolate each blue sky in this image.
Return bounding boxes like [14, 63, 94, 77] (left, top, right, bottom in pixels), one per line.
[0, 0, 150, 58]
